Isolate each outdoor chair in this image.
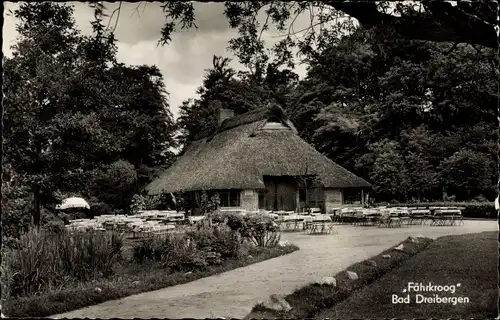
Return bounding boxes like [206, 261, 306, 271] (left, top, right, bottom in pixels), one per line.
[431, 209, 463, 226]
[304, 215, 336, 235]
[398, 213, 411, 226]
[378, 212, 403, 228]
[353, 213, 369, 226]
[305, 222, 335, 234]
[378, 208, 408, 227]
[309, 208, 322, 216]
[277, 215, 303, 232]
[359, 209, 381, 226]
[408, 209, 430, 225]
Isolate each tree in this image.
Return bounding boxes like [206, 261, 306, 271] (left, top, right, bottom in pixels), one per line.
[105, 1, 498, 70]
[107, 1, 500, 54]
[290, 26, 496, 201]
[3, 3, 177, 226]
[439, 149, 494, 201]
[4, 3, 87, 226]
[400, 126, 440, 201]
[90, 160, 138, 213]
[176, 55, 298, 149]
[176, 56, 240, 146]
[369, 140, 411, 202]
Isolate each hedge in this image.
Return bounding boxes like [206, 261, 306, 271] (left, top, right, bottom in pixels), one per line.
[385, 202, 497, 219]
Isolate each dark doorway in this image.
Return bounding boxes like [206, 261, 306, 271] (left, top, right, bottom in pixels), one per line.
[261, 176, 297, 211]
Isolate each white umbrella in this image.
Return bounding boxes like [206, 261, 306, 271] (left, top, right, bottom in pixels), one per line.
[57, 197, 90, 210]
[495, 196, 499, 211]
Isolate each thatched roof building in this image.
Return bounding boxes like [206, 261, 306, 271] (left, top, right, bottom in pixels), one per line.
[146, 105, 371, 197]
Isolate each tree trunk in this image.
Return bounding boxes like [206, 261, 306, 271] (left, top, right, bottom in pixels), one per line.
[33, 138, 43, 228]
[33, 185, 41, 228]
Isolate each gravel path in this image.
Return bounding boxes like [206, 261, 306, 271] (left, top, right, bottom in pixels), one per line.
[51, 220, 497, 319]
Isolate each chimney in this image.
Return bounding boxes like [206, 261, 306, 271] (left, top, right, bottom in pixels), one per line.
[219, 108, 234, 124]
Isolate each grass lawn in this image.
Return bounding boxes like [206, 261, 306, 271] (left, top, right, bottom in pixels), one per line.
[246, 236, 434, 319]
[3, 241, 299, 318]
[315, 231, 498, 319]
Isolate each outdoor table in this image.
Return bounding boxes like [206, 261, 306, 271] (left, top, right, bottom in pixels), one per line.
[330, 208, 341, 216]
[277, 215, 304, 231]
[351, 213, 367, 226]
[408, 209, 430, 225]
[363, 213, 381, 226]
[266, 213, 279, 220]
[303, 215, 336, 234]
[338, 212, 357, 224]
[378, 214, 404, 228]
[188, 216, 205, 224]
[431, 209, 463, 226]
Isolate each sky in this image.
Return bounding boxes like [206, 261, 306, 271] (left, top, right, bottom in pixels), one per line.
[3, 2, 313, 119]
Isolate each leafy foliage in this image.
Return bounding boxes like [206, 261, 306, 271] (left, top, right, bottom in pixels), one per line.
[291, 28, 497, 202]
[131, 233, 225, 272]
[3, 3, 177, 228]
[186, 225, 243, 259]
[176, 55, 299, 148]
[174, 26, 496, 202]
[1, 228, 123, 298]
[198, 191, 221, 216]
[177, 25, 496, 202]
[130, 194, 162, 214]
[218, 213, 281, 248]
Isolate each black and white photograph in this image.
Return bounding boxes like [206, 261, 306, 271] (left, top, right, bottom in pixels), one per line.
[2, 1, 499, 319]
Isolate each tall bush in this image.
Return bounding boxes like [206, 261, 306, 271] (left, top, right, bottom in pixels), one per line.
[131, 234, 223, 272]
[186, 224, 242, 259]
[220, 213, 281, 248]
[1, 228, 123, 298]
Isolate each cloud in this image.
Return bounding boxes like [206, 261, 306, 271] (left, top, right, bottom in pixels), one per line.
[4, 2, 311, 120]
[115, 40, 197, 117]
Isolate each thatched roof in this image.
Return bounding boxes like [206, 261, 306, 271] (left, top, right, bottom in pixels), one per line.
[146, 105, 371, 194]
[192, 104, 298, 140]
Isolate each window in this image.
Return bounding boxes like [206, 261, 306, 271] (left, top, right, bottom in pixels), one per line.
[218, 190, 241, 207]
[343, 188, 362, 204]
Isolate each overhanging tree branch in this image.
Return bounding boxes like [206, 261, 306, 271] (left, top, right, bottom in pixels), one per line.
[90, 0, 499, 49]
[326, 0, 498, 48]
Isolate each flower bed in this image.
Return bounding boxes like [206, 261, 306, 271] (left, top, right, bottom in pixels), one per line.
[2, 214, 298, 318]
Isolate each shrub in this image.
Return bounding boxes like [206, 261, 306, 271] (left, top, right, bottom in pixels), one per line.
[243, 215, 281, 247]
[130, 194, 161, 214]
[186, 225, 243, 259]
[181, 250, 223, 271]
[460, 203, 497, 218]
[91, 202, 112, 217]
[212, 225, 243, 258]
[1, 228, 123, 299]
[2, 188, 32, 240]
[223, 214, 281, 248]
[186, 227, 216, 250]
[131, 239, 156, 264]
[131, 234, 223, 272]
[156, 235, 199, 271]
[43, 219, 65, 234]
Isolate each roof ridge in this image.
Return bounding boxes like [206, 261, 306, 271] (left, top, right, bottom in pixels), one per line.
[195, 103, 289, 141]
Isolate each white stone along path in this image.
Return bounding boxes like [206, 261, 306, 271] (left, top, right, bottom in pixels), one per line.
[52, 221, 497, 319]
